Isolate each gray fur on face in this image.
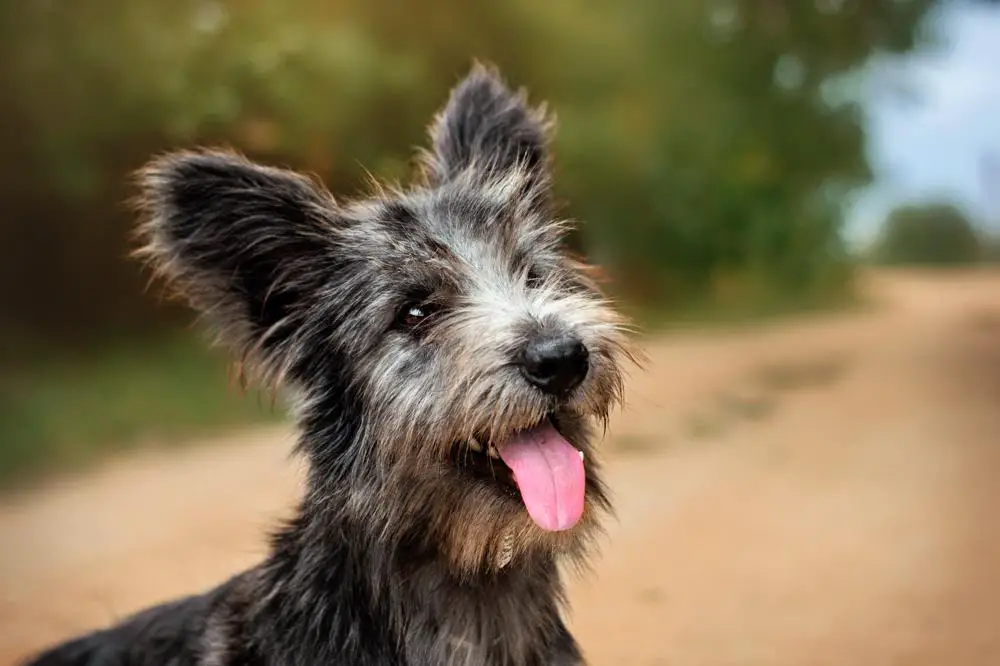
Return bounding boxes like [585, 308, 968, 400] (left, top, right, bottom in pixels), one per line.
[25, 63, 637, 666]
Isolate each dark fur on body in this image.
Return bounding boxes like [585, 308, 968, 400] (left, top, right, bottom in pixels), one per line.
[25, 64, 634, 666]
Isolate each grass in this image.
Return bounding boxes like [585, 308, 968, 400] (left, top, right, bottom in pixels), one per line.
[627, 285, 868, 332]
[0, 334, 283, 492]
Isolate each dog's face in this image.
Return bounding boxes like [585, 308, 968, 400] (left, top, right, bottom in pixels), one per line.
[137, 65, 633, 576]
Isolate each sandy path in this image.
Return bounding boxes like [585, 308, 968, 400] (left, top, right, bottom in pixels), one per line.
[2, 269, 999, 665]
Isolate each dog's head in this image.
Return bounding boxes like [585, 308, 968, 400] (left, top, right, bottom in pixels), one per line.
[136, 64, 635, 577]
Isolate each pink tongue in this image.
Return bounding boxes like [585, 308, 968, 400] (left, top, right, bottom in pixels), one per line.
[496, 422, 585, 532]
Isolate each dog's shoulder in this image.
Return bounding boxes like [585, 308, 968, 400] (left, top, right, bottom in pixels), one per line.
[21, 578, 245, 666]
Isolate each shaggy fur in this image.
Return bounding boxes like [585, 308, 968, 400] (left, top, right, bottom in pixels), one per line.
[24, 63, 635, 666]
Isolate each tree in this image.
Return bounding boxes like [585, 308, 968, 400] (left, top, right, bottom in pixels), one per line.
[0, 0, 972, 348]
[543, 0, 940, 301]
[874, 202, 982, 266]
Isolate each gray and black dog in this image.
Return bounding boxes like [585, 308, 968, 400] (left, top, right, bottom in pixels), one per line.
[25, 63, 635, 666]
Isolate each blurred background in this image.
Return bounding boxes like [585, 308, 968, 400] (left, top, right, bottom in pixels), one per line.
[2, 0, 1000, 663]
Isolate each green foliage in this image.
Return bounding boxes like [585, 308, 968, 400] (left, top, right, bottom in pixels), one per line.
[981, 234, 1000, 263]
[0, 0, 961, 482]
[0, 335, 281, 490]
[874, 202, 983, 266]
[0, 0, 944, 341]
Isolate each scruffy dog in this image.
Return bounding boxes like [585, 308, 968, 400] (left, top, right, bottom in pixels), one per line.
[25, 64, 634, 666]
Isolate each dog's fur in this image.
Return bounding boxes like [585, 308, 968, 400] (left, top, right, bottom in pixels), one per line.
[25, 64, 634, 666]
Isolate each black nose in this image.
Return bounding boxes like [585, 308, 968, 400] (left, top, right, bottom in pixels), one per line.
[519, 334, 590, 397]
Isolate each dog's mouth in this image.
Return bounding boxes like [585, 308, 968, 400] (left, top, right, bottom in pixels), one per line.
[451, 417, 586, 532]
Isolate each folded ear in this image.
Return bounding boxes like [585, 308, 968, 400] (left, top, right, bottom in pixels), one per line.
[424, 63, 554, 201]
[135, 149, 341, 381]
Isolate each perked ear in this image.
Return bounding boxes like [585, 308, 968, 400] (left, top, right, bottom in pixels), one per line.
[135, 149, 340, 382]
[425, 62, 554, 197]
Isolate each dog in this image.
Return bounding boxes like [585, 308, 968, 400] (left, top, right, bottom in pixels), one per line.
[24, 63, 635, 666]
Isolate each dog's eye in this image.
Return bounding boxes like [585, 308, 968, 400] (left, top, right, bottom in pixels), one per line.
[402, 305, 428, 327]
[397, 298, 439, 331]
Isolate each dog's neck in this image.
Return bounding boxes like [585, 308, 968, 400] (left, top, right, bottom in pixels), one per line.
[248, 499, 583, 665]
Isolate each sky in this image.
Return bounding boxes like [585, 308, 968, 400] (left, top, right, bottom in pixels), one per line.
[846, 0, 1000, 245]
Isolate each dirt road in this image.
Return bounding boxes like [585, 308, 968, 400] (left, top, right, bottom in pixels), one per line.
[2, 270, 999, 665]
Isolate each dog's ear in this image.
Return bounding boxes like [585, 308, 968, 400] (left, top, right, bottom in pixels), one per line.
[135, 149, 340, 381]
[425, 63, 553, 198]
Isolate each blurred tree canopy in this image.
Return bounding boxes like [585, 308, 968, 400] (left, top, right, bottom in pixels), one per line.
[874, 202, 983, 266]
[0, 0, 966, 352]
[983, 235, 1000, 263]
